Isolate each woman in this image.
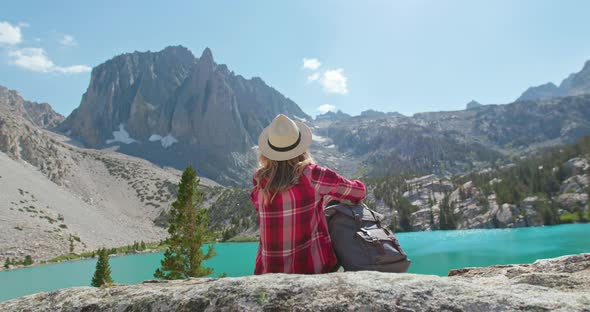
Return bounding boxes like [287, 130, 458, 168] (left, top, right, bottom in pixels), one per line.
[250, 114, 366, 274]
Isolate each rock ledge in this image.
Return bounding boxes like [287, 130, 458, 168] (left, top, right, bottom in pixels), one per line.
[1, 254, 589, 311]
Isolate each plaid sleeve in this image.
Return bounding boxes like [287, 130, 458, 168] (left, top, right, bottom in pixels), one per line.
[250, 176, 259, 211]
[310, 165, 366, 204]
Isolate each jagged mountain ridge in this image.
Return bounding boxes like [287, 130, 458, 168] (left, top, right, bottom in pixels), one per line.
[517, 60, 590, 101]
[58, 46, 590, 184]
[313, 94, 590, 178]
[0, 86, 64, 129]
[60, 46, 310, 185]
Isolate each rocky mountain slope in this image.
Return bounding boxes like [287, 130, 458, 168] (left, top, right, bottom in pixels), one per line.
[314, 94, 590, 178]
[517, 59, 590, 101]
[363, 136, 590, 232]
[0, 86, 224, 263]
[59, 46, 310, 185]
[2, 253, 588, 311]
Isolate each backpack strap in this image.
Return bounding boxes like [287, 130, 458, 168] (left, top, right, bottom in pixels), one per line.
[366, 208, 382, 227]
[349, 206, 363, 228]
[359, 228, 386, 255]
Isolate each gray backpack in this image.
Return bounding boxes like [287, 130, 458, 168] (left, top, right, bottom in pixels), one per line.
[325, 202, 410, 273]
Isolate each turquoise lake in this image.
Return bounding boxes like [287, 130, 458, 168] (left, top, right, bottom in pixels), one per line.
[1, 223, 589, 302]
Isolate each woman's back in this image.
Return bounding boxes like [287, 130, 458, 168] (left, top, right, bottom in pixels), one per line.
[251, 163, 366, 274]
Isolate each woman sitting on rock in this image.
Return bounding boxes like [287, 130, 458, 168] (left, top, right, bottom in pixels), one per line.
[250, 114, 366, 274]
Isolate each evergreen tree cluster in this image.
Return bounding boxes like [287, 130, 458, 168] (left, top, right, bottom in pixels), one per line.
[129, 241, 147, 252]
[208, 187, 257, 241]
[456, 136, 590, 224]
[458, 136, 590, 205]
[367, 175, 421, 232]
[3, 255, 34, 268]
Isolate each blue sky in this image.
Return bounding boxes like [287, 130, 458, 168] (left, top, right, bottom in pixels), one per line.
[1, 0, 590, 117]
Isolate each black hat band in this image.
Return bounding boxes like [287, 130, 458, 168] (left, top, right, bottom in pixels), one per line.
[268, 132, 301, 152]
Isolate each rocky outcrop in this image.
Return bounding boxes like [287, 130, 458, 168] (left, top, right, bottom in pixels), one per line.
[59, 46, 310, 185]
[0, 86, 64, 129]
[2, 254, 588, 311]
[0, 86, 68, 183]
[21, 101, 65, 129]
[465, 100, 482, 109]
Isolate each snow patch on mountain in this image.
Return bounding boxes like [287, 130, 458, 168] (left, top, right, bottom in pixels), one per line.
[148, 134, 162, 142]
[106, 124, 136, 144]
[293, 115, 308, 122]
[148, 133, 178, 148]
[312, 134, 327, 143]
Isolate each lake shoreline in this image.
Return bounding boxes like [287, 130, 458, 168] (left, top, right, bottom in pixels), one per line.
[0, 248, 163, 273]
[0, 239, 258, 273]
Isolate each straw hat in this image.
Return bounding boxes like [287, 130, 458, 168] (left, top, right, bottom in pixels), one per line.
[257, 114, 312, 161]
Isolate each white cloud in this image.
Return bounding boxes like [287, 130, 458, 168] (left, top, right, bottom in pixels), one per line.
[9, 48, 91, 73]
[307, 72, 320, 82]
[303, 58, 321, 70]
[317, 104, 337, 114]
[320, 68, 348, 94]
[55, 64, 91, 73]
[59, 34, 77, 46]
[0, 21, 22, 45]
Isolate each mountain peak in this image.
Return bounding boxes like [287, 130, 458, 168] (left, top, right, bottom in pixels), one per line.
[517, 58, 590, 101]
[200, 47, 214, 63]
[517, 82, 560, 102]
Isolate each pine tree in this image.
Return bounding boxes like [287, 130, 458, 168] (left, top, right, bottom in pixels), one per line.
[23, 255, 33, 266]
[439, 194, 457, 230]
[3, 258, 9, 269]
[91, 248, 113, 287]
[429, 206, 436, 230]
[154, 166, 216, 280]
[140, 241, 146, 250]
[69, 236, 74, 253]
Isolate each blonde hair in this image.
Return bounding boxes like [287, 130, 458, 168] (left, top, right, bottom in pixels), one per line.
[254, 150, 315, 204]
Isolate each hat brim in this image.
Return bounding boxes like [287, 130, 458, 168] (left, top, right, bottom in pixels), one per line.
[258, 120, 313, 161]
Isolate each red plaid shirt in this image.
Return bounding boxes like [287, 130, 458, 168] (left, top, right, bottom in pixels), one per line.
[250, 164, 366, 274]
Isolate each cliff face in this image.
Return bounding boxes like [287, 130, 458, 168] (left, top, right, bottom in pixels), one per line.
[59, 46, 309, 185]
[1, 254, 588, 311]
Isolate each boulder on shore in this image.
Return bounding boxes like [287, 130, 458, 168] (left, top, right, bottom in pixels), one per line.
[1, 254, 589, 311]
